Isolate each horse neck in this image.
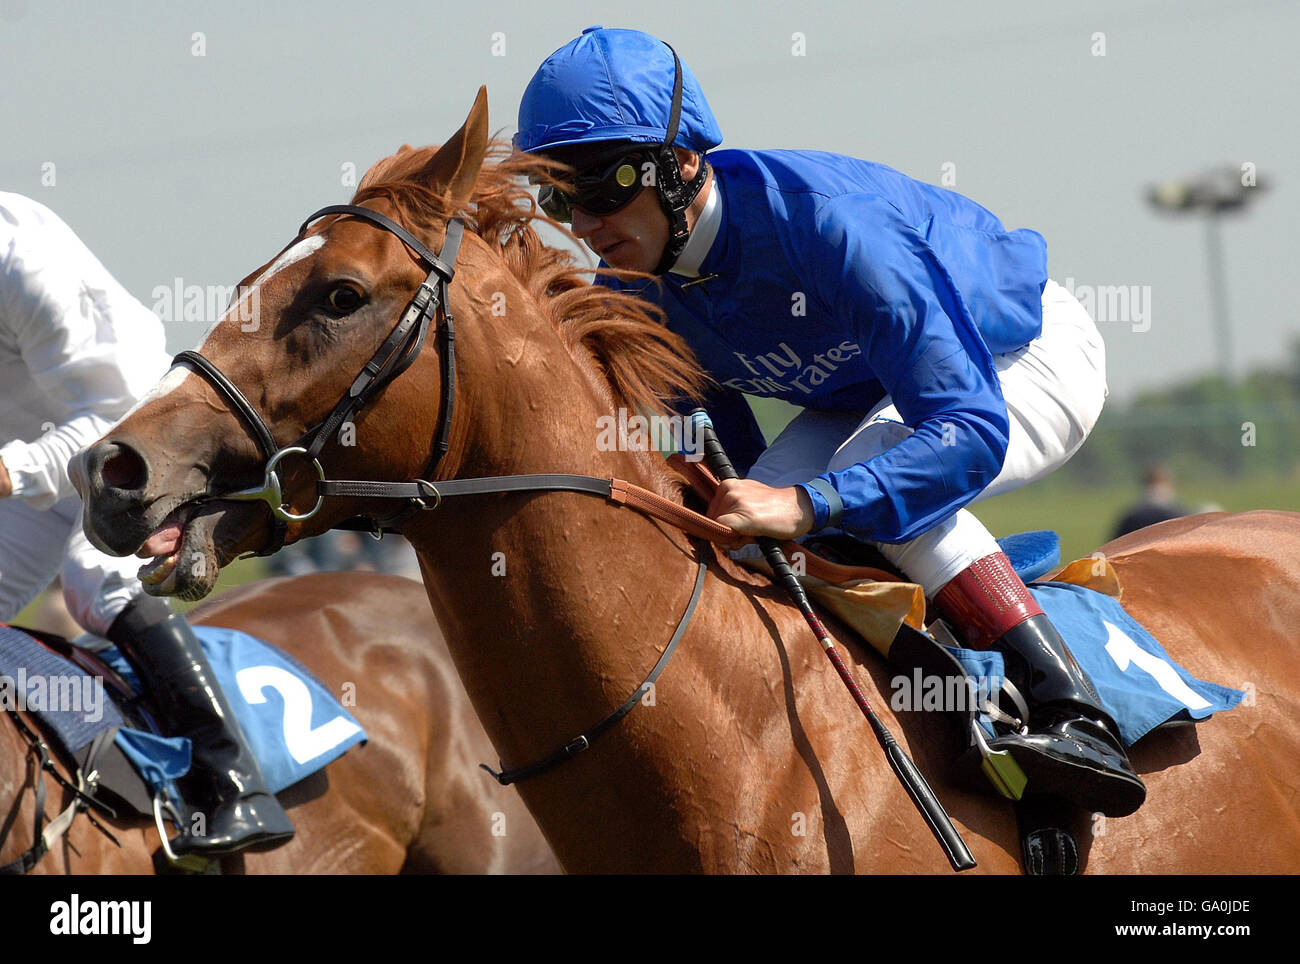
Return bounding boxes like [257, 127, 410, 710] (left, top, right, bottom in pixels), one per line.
[395, 255, 923, 873]
[402, 262, 705, 786]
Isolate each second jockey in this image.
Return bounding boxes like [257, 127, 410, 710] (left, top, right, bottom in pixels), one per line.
[515, 27, 1145, 817]
[0, 192, 294, 855]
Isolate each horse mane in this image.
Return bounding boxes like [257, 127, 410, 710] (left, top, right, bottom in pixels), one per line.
[351, 141, 710, 418]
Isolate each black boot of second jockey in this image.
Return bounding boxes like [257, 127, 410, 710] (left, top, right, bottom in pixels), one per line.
[107, 595, 295, 856]
[934, 552, 1146, 818]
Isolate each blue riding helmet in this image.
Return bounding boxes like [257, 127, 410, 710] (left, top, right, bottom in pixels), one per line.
[514, 26, 723, 156]
[517, 27, 722, 274]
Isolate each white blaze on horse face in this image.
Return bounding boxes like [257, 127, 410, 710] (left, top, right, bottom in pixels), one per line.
[103, 365, 193, 436]
[197, 234, 329, 350]
[107, 235, 329, 435]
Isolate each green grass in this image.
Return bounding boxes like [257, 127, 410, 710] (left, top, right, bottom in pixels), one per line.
[971, 470, 1300, 564]
[745, 394, 1300, 564]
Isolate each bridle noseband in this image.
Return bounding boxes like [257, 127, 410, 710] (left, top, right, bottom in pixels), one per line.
[174, 204, 464, 554]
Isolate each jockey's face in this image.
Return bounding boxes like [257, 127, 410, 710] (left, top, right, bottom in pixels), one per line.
[565, 148, 704, 274]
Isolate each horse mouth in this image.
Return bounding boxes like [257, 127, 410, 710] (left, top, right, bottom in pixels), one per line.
[133, 499, 265, 601]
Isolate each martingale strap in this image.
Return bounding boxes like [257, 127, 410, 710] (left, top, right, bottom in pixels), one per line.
[479, 545, 709, 785]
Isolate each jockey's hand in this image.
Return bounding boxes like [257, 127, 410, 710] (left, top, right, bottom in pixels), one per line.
[707, 478, 815, 540]
[0, 456, 10, 499]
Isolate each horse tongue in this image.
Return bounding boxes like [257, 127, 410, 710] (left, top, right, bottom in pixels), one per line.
[137, 522, 183, 559]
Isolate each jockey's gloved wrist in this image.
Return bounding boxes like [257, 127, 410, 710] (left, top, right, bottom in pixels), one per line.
[798, 478, 843, 532]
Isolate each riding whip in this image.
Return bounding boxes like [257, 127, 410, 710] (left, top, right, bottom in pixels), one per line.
[690, 409, 977, 872]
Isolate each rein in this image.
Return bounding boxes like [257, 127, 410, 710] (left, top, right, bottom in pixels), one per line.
[0, 708, 52, 875]
[177, 203, 735, 551]
[317, 473, 737, 544]
[0, 707, 119, 875]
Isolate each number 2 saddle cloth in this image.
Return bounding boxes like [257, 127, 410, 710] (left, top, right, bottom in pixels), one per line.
[0, 622, 366, 823]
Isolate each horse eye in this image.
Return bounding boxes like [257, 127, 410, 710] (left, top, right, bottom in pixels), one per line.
[325, 284, 364, 314]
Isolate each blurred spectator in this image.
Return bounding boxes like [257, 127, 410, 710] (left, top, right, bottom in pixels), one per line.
[1112, 465, 1194, 538]
[267, 528, 421, 581]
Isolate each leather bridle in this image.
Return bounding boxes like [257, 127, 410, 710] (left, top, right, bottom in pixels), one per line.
[174, 201, 741, 552]
[167, 201, 723, 786]
[174, 204, 463, 554]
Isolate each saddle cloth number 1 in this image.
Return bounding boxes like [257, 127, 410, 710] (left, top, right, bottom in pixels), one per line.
[1102, 620, 1211, 711]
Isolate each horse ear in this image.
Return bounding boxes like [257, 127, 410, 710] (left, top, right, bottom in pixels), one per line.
[422, 86, 489, 208]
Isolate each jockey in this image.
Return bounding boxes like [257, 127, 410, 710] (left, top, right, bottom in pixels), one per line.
[515, 27, 1145, 817]
[0, 192, 293, 854]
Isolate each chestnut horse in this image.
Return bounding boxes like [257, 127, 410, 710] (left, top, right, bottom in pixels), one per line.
[74, 89, 1300, 873]
[0, 571, 558, 874]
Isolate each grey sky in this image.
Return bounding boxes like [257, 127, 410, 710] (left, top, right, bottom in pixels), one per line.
[2, 0, 1294, 403]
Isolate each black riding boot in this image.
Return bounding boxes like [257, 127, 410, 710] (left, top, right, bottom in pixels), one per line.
[989, 614, 1147, 817]
[107, 596, 295, 855]
[934, 551, 1146, 818]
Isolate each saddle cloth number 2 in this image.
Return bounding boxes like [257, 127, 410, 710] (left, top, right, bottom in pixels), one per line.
[236, 665, 363, 764]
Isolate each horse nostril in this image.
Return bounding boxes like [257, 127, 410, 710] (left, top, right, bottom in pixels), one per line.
[100, 443, 148, 492]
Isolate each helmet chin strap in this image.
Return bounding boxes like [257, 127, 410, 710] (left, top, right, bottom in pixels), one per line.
[651, 45, 709, 276]
[653, 159, 709, 275]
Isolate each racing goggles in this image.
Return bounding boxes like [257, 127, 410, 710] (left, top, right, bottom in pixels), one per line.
[537, 151, 654, 222]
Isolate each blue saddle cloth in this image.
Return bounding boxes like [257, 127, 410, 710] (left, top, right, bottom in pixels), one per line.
[0, 623, 366, 800]
[950, 531, 1244, 746]
[103, 626, 367, 796]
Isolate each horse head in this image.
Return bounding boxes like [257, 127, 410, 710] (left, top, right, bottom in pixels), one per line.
[74, 90, 492, 600]
[75, 85, 702, 603]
